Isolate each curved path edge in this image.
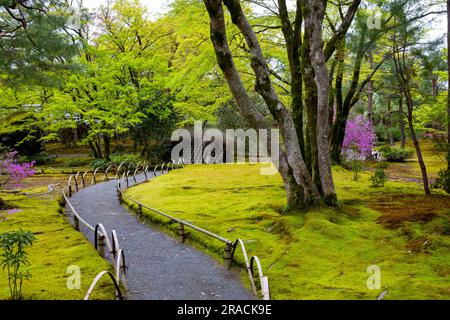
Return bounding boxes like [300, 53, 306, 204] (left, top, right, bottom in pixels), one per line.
[67, 171, 254, 300]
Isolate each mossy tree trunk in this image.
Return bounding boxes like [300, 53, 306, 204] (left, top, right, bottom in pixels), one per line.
[203, 0, 365, 209]
[204, 0, 321, 210]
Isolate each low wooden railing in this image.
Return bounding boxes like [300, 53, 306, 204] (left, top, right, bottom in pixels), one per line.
[62, 159, 270, 300]
[117, 160, 270, 300]
[61, 162, 140, 300]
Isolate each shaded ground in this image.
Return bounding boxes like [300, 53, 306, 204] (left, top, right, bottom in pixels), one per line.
[69, 173, 254, 300]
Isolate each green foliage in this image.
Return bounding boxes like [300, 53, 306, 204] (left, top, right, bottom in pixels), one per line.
[370, 162, 390, 188]
[54, 157, 92, 168]
[91, 158, 109, 171]
[0, 230, 36, 300]
[110, 154, 142, 169]
[132, 91, 179, 161]
[433, 169, 450, 194]
[342, 156, 363, 181]
[23, 152, 53, 166]
[375, 123, 401, 143]
[91, 153, 142, 170]
[379, 145, 414, 162]
[0, 0, 79, 85]
[0, 111, 44, 156]
[351, 160, 363, 181]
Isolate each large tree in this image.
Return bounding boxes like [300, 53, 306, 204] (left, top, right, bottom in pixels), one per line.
[203, 0, 362, 209]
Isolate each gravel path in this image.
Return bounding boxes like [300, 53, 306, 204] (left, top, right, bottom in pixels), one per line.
[68, 172, 254, 300]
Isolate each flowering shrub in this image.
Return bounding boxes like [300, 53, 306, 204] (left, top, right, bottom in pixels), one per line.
[342, 116, 377, 161]
[0, 151, 36, 188]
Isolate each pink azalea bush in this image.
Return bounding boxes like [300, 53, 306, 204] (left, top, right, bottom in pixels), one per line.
[342, 116, 377, 161]
[0, 151, 36, 188]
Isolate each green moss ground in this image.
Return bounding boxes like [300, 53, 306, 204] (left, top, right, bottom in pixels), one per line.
[125, 163, 450, 300]
[0, 189, 115, 300]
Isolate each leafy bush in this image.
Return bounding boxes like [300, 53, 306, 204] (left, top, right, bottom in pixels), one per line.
[341, 158, 363, 181]
[0, 230, 36, 300]
[352, 160, 363, 181]
[375, 123, 401, 144]
[23, 152, 53, 165]
[379, 146, 414, 162]
[91, 154, 142, 171]
[370, 162, 390, 188]
[60, 157, 92, 167]
[0, 151, 36, 188]
[433, 169, 450, 194]
[91, 158, 109, 170]
[110, 154, 142, 169]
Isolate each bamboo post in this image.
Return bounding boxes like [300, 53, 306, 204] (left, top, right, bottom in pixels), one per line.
[68, 185, 73, 197]
[98, 234, 106, 258]
[178, 223, 186, 243]
[117, 187, 123, 204]
[224, 243, 234, 270]
[74, 215, 80, 231]
[137, 204, 143, 222]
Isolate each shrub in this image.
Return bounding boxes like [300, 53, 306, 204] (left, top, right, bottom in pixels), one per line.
[110, 153, 142, 169]
[342, 148, 363, 181]
[0, 151, 36, 188]
[342, 116, 377, 160]
[433, 169, 450, 194]
[61, 157, 92, 167]
[91, 158, 109, 170]
[379, 146, 414, 162]
[370, 162, 390, 188]
[24, 152, 53, 166]
[0, 230, 36, 300]
[91, 154, 142, 171]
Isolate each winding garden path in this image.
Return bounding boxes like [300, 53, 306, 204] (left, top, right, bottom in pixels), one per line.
[69, 172, 254, 300]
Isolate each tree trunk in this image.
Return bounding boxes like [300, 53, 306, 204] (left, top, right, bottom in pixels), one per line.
[367, 52, 374, 122]
[387, 96, 394, 145]
[278, 0, 305, 157]
[88, 140, 101, 159]
[399, 97, 406, 148]
[330, 39, 346, 164]
[306, 0, 337, 204]
[204, 0, 320, 210]
[405, 92, 431, 195]
[103, 134, 111, 161]
[301, 3, 320, 189]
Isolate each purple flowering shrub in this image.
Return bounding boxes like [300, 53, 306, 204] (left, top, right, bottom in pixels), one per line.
[342, 116, 377, 161]
[0, 151, 36, 189]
